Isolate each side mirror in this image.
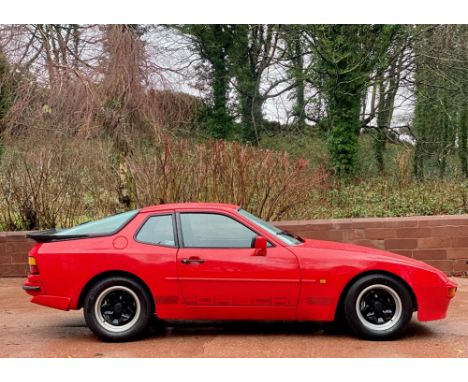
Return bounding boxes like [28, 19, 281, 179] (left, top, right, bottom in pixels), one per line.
[252, 236, 267, 256]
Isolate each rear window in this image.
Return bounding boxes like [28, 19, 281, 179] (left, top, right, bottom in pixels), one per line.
[55, 210, 139, 237]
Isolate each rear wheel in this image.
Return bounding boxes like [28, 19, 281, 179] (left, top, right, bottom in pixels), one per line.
[84, 276, 153, 342]
[344, 274, 413, 340]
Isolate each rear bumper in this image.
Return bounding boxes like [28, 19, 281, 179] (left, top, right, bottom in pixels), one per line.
[23, 285, 41, 292]
[23, 278, 71, 311]
[30, 295, 71, 311]
[23, 278, 43, 295]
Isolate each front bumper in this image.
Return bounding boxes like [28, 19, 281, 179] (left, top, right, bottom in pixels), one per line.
[417, 279, 457, 322]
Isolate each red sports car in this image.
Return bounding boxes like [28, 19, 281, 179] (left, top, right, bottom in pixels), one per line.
[23, 203, 457, 341]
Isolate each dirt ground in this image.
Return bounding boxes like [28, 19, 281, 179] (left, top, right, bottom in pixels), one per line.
[1, 277, 467, 358]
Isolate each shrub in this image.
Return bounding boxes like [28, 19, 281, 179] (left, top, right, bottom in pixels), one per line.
[0, 138, 89, 229]
[0, 135, 325, 229]
[127, 138, 326, 221]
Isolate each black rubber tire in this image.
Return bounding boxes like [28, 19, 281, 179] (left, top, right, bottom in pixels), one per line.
[83, 276, 153, 342]
[344, 274, 413, 340]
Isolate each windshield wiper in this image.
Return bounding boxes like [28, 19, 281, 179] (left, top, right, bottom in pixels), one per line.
[276, 230, 304, 242]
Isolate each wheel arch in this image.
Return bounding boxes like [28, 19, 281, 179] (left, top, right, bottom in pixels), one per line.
[334, 270, 418, 321]
[77, 270, 155, 311]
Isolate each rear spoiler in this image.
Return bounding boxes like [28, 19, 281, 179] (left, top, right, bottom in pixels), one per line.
[26, 229, 90, 243]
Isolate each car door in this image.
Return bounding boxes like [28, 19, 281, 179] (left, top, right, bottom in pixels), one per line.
[176, 211, 301, 320]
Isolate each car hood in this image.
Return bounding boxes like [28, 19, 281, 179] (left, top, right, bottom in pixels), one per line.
[291, 239, 447, 277]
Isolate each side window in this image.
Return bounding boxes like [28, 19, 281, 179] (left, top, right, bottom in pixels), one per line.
[180, 213, 257, 248]
[136, 215, 176, 247]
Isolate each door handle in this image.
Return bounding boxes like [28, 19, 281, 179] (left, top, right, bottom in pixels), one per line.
[181, 257, 205, 264]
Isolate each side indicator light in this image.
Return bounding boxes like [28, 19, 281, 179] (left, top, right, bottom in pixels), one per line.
[319, 279, 327, 284]
[448, 287, 457, 298]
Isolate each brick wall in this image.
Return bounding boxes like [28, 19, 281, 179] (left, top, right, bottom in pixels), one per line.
[0, 232, 35, 277]
[1, 215, 468, 277]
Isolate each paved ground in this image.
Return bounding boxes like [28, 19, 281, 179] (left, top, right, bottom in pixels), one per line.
[1, 277, 467, 358]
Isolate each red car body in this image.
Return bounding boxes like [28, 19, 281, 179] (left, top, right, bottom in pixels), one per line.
[24, 203, 456, 325]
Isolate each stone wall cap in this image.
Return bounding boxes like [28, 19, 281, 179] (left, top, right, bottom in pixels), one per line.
[0, 231, 28, 236]
[274, 214, 468, 226]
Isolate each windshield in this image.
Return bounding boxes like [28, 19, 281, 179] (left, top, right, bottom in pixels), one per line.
[55, 209, 139, 236]
[238, 209, 302, 246]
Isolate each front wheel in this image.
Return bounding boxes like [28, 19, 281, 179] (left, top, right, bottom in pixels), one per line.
[344, 274, 413, 340]
[83, 276, 153, 342]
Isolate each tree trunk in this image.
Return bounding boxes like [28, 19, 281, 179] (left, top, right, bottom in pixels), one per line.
[101, 25, 145, 210]
[211, 60, 232, 139]
[413, 140, 425, 180]
[437, 94, 452, 179]
[327, 88, 362, 175]
[239, 88, 263, 144]
[292, 36, 306, 130]
[459, 99, 468, 178]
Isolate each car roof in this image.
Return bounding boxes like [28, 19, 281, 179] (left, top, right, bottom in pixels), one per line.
[140, 202, 240, 213]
